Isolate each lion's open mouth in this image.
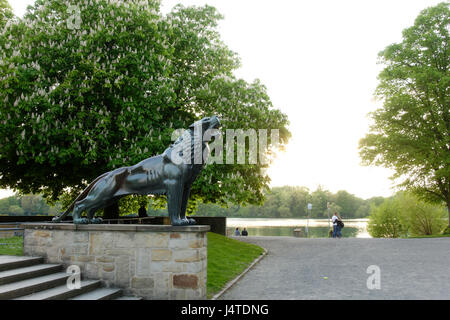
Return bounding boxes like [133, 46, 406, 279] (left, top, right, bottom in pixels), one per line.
[209, 116, 221, 130]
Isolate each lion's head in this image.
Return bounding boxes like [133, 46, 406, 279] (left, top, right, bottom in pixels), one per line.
[189, 116, 221, 135]
[167, 116, 221, 165]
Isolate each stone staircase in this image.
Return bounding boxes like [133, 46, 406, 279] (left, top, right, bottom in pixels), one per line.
[0, 256, 142, 300]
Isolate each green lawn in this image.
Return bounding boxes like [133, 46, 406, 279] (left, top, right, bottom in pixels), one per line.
[407, 234, 450, 239]
[0, 236, 23, 256]
[207, 232, 264, 299]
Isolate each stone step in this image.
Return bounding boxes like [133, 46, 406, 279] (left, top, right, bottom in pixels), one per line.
[14, 279, 101, 300]
[0, 256, 43, 272]
[69, 287, 122, 300]
[0, 272, 70, 299]
[114, 296, 143, 300]
[0, 264, 62, 285]
[0, 255, 143, 300]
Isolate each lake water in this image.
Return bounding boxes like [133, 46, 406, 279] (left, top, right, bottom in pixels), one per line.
[226, 218, 371, 238]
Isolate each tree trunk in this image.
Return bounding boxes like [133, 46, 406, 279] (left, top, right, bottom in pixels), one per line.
[103, 202, 119, 220]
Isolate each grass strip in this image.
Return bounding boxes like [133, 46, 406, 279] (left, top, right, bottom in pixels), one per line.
[207, 232, 264, 299]
[0, 236, 23, 256]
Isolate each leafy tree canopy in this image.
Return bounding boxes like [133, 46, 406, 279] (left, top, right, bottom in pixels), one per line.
[0, 0, 290, 214]
[359, 2, 450, 225]
[0, 0, 13, 29]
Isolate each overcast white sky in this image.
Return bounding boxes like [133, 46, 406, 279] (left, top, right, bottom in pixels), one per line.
[2, 0, 443, 200]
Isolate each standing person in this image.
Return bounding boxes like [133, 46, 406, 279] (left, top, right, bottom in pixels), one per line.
[241, 228, 248, 236]
[234, 227, 241, 236]
[332, 212, 342, 238]
[336, 213, 343, 238]
[138, 205, 148, 218]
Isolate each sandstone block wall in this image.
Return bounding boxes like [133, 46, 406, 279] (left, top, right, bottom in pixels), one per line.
[21, 223, 209, 300]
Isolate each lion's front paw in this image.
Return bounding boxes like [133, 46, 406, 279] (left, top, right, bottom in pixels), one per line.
[52, 216, 61, 223]
[73, 218, 89, 224]
[90, 217, 103, 224]
[172, 218, 189, 226]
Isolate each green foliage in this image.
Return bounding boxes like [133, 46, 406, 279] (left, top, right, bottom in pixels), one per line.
[0, 194, 61, 215]
[0, 0, 177, 203]
[0, 0, 13, 29]
[334, 190, 364, 217]
[407, 233, 450, 238]
[310, 186, 330, 218]
[368, 192, 446, 237]
[206, 232, 264, 298]
[0, 0, 290, 213]
[0, 193, 147, 217]
[396, 193, 446, 236]
[359, 2, 450, 225]
[118, 194, 148, 216]
[0, 236, 23, 256]
[367, 198, 405, 238]
[7, 205, 24, 215]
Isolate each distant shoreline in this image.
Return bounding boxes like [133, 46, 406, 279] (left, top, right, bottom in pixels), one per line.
[227, 217, 368, 227]
[226, 218, 371, 238]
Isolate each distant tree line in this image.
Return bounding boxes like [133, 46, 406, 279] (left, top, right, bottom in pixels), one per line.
[0, 194, 61, 216]
[0, 186, 384, 219]
[194, 186, 387, 219]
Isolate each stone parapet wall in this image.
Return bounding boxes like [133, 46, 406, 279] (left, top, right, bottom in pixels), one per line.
[21, 223, 209, 300]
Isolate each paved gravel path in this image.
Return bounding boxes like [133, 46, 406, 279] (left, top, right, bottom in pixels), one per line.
[219, 236, 450, 300]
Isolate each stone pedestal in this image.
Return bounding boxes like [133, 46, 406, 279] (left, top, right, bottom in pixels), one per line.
[20, 223, 209, 300]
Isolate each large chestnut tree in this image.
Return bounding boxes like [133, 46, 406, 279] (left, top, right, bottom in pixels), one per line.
[0, 0, 290, 217]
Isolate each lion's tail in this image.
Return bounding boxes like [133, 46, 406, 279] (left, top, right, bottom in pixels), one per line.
[52, 172, 109, 223]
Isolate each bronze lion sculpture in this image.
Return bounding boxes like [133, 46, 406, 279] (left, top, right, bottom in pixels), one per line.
[52, 116, 221, 226]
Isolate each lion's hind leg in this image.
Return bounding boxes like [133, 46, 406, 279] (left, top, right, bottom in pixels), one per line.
[72, 194, 105, 224]
[72, 199, 89, 224]
[87, 207, 103, 224]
